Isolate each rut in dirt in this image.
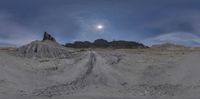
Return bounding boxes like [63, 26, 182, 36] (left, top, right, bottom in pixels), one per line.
[32, 51, 97, 97]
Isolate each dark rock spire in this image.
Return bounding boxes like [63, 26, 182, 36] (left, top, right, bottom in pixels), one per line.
[43, 32, 56, 42]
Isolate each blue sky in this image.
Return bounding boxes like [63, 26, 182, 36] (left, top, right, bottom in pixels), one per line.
[0, 0, 200, 47]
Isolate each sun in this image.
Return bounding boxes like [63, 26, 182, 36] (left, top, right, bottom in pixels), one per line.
[97, 24, 103, 30]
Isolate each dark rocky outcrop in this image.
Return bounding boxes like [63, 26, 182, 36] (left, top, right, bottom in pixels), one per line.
[65, 39, 148, 49]
[109, 40, 146, 48]
[65, 41, 93, 48]
[43, 32, 56, 42]
[93, 39, 109, 48]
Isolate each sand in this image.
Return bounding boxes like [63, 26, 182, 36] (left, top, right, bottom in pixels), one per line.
[0, 48, 200, 99]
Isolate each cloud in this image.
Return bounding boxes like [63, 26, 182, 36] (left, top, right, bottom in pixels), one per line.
[142, 32, 200, 47]
[0, 13, 40, 47]
[1, 0, 200, 47]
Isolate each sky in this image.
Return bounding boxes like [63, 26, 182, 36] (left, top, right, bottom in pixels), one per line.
[0, 0, 200, 47]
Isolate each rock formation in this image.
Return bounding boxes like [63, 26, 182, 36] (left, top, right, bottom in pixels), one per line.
[93, 39, 109, 48]
[109, 40, 146, 48]
[17, 32, 71, 58]
[65, 39, 148, 48]
[43, 32, 56, 42]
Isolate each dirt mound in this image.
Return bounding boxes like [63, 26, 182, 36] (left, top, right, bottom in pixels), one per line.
[17, 32, 72, 58]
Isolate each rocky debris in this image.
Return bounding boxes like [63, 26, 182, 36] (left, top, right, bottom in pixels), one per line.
[43, 32, 56, 42]
[65, 39, 148, 48]
[17, 32, 71, 58]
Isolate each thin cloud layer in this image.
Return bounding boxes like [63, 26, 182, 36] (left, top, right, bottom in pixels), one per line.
[0, 13, 40, 47]
[0, 0, 200, 47]
[143, 32, 200, 47]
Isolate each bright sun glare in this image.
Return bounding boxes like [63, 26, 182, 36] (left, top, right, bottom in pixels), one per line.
[97, 25, 103, 30]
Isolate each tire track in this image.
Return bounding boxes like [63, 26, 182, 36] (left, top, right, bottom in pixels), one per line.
[32, 51, 96, 97]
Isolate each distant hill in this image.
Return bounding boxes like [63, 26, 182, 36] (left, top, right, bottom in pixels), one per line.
[65, 39, 148, 49]
[151, 43, 188, 50]
[16, 32, 149, 58]
[0, 47, 17, 52]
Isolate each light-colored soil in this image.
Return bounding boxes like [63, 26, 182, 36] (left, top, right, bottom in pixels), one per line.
[0, 48, 200, 99]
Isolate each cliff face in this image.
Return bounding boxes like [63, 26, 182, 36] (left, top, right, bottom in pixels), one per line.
[65, 39, 148, 48]
[43, 32, 56, 42]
